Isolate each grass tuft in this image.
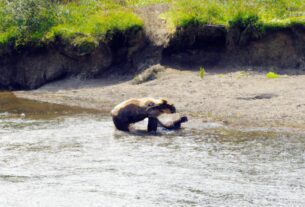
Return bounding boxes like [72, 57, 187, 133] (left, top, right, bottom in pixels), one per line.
[199, 66, 205, 79]
[266, 72, 280, 79]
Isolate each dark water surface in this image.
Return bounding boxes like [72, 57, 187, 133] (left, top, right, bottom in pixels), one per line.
[0, 92, 304, 207]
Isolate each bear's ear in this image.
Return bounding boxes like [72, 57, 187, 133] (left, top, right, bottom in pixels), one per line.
[161, 99, 168, 104]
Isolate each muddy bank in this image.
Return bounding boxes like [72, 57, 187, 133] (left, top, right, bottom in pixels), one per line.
[0, 28, 145, 90]
[2, 10, 305, 90]
[2, 21, 305, 90]
[163, 24, 305, 69]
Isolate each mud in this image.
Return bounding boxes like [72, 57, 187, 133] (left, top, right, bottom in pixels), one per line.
[0, 28, 145, 89]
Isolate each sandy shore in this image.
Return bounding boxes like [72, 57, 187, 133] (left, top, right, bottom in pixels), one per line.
[14, 66, 305, 132]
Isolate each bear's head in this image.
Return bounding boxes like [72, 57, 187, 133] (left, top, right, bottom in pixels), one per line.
[146, 98, 176, 118]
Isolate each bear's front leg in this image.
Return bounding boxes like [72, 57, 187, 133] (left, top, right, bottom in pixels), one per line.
[148, 117, 158, 132]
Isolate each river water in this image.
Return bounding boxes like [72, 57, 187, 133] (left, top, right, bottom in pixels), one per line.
[0, 92, 304, 207]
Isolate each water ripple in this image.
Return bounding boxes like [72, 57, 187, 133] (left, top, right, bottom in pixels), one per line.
[0, 113, 304, 206]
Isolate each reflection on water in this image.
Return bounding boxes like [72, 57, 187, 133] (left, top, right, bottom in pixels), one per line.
[0, 92, 305, 206]
[0, 92, 101, 119]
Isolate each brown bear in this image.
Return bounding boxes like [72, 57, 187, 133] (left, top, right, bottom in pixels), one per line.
[111, 97, 186, 132]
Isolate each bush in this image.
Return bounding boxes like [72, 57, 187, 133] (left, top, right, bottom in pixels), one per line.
[0, 0, 143, 49]
[1, 0, 57, 46]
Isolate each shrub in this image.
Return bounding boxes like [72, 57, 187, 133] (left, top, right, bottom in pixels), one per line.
[2, 0, 57, 46]
[0, 0, 143, 49]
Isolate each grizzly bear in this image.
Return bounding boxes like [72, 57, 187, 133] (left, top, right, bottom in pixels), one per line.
[111, 97, 186, 132]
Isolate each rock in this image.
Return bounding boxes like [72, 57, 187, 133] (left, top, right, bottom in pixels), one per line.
[131, 64, 165, 85]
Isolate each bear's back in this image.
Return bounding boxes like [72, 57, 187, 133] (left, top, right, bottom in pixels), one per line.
[111, 97, 165, 117]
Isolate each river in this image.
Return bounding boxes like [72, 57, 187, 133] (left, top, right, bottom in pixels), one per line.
[0, 92, 304, 207]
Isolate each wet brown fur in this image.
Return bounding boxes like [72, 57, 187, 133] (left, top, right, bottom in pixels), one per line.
[111, 98, 176, 132]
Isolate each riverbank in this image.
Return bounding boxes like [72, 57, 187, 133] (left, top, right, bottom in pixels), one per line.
[4, 2, 305, 132]
[14, 65, 305, 133]
[2, 2, 305, 89]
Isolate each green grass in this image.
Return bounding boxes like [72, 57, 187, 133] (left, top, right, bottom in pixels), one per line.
[125, 0, 171, 7]
[1, 0, 305, 52]
[266, 72, 280, 79]
[45, 4, 143, 52]
[0, 0, 143, 51]
[163, 0, 305, 31]
[199, 66, 205, 79]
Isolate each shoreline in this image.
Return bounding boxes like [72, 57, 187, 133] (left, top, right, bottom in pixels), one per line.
[3, 4, 305, 90]
[13, 66, 305, 133]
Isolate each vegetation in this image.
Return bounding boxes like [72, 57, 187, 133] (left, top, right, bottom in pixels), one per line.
[199, 66, 205, 79]
[0, 0, 143, 50]
[266, 72, 280, 79]
[164, 0, 305, 31]
[125, 0, 170, 7]
[1, 0, 305, 51]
